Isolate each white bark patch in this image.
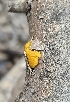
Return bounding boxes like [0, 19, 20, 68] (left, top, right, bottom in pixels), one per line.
[31, 38, 44, 50]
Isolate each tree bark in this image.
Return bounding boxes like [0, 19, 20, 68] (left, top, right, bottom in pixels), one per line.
[8, 0, 31, 13]
[8, 0, 70, 102]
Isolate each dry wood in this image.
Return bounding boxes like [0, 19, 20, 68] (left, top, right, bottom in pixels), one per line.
[8, 0, 28, 13]
[8, 0, 70, 102]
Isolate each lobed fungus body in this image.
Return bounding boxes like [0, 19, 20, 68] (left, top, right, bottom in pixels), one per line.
[24, 41, 41, 68]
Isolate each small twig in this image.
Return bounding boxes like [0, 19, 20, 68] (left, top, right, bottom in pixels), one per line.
[8, 0, 28, 13]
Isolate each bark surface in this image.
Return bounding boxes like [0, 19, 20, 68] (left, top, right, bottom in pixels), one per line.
[14, 0, 70, 102]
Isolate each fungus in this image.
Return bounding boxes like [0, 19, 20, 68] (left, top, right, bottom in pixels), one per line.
[24, 41, 41, 68]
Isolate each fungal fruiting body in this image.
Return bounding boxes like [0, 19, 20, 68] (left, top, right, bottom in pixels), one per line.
[24, 41, 41, 68]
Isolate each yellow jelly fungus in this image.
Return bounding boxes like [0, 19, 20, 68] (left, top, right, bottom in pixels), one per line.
[24, 41, 41, 68]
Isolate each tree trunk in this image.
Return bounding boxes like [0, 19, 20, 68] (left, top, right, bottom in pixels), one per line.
[9, 0, 70, 102]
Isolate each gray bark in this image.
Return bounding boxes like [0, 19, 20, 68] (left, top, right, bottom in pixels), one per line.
[8, 0, 70, 102]
[8, 0, 30, 13]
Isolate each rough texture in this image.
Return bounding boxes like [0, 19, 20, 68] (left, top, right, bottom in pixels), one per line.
[8, 0, 28, 13]
[44, 0, 70, 101]
[14, 0, 70, 102]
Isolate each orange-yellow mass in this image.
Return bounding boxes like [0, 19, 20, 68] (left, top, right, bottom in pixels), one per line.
[24, 41, 41, 68]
